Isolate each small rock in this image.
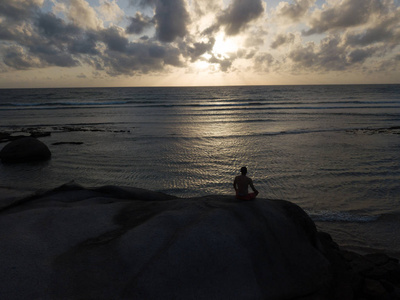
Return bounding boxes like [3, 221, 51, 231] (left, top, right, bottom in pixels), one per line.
[0, 137, 51, 163]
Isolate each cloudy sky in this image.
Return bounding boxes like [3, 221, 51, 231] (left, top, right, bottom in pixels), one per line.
[0, 0, 399, 88]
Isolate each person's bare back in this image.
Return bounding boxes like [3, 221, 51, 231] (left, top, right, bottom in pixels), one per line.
[234, 175, 253, 195]
[233, 167, 259, 200]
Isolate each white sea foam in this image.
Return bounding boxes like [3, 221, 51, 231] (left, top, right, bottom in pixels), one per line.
[307, 210, 379, 223]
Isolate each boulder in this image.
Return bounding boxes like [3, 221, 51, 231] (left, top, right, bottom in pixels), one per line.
[0, 137, 51, 163]
[0, 184, 368, 299]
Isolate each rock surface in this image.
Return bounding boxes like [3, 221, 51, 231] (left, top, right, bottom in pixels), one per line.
[0, 137, 51, 163]
[0, 183, 399, 299]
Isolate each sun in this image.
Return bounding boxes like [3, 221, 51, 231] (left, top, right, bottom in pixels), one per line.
[191, 32, 241, 72]
[212, 32, 239, 59]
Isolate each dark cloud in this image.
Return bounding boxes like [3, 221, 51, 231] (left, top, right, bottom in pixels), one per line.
[345, 11, 400, 47]
[288, 43, 317, 69]
[93, 41, 183, 76]
[253, 52, 275, 72]
[276, 0, 314, 22]
[3, 45, 41, 70]
[203, 0, 264, 36]
[0, 3, 184, 75]
[37, 13, 81, 41]
[69, 32, 99, 55]
[287, 35, 383, 73]
[92, 33, 185, 76]
[0, 0, 40, 21]
[135, 0, 190, 42]
[100, 27, 129, 52]
[126, 12, 153, 35]
[348, 48, 377, 64]
[0, 12, 82, 69]
[271, 33, 295, 49]
[288, 36, 348, 71]
[209, 55, 234, 72]
[0, 0, 42, 42]
[303, 0, 384, 35]
[153, 0, 190, 42]
[184, 38, 215, 62]
[218, 0, 264, 36]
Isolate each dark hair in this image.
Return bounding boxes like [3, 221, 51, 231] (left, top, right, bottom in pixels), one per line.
[240, 166, 247, 175]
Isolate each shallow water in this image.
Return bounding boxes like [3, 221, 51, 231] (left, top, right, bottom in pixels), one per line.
[1, 85, 400, 257]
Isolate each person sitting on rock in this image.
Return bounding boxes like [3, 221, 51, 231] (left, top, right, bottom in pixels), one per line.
[233, 166, 259, 200]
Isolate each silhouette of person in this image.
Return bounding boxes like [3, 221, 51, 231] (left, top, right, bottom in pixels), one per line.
[233, 166, 259, 200]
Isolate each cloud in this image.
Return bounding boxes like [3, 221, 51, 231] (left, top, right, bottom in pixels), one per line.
[287, 34, 378, 72]
[136, 0, 190, 42]
[184, 38, 215, 62]
[0, 0, 399, 82]
[271, 33, 295, 49]
[192, 0, 221, 17]
[60, 0, 103, 30]
[91, 41, 183, 76]
[276, 0, 315, 22]
[37, 12, 81, 41]
[303, 0, 385, 35]
[126, 12, 153, 35]
[281, 0, 400, 76]
[348, 48, 377, 64]
[3, 45, 42, 69]
[0, 0, 43, 21]
[97, 0, 124, 22]
[154, 0, 190, 42]
[344, 9, 400, 47]
[100, 26, 129, 52]
[209, 55, 234, 72]
[202, 0, 264, 36]
[216, 0, 264, 36]
[253, 52, 275, 72]
[69, 31, 99, 55]
[0, 3, 184, 75]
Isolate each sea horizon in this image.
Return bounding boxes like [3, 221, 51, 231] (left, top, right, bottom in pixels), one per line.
[1, 83, 400, 90]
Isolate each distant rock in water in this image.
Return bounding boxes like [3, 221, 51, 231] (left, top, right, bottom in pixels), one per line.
[0, 137, 51, 163]
[0, 183, 398, 299]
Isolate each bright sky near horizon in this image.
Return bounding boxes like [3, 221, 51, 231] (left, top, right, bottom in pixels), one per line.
[0, 0, 399, 88]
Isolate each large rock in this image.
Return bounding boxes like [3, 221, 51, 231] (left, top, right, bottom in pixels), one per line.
[0, 137, 51, 163]
[0, 184, 354, 299]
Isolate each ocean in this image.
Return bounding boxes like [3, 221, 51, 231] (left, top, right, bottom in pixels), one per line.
[1, 85, 399, 257]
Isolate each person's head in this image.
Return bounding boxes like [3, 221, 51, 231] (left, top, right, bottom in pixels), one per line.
[240, 166, 247, 175]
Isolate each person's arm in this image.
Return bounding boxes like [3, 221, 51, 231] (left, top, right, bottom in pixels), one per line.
[249, 178, 259, 195]
[233, 177, 238, 191]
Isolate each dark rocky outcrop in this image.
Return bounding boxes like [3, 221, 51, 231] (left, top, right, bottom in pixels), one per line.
[0, 137, 51, 163]
[0, 183, 399, 299]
